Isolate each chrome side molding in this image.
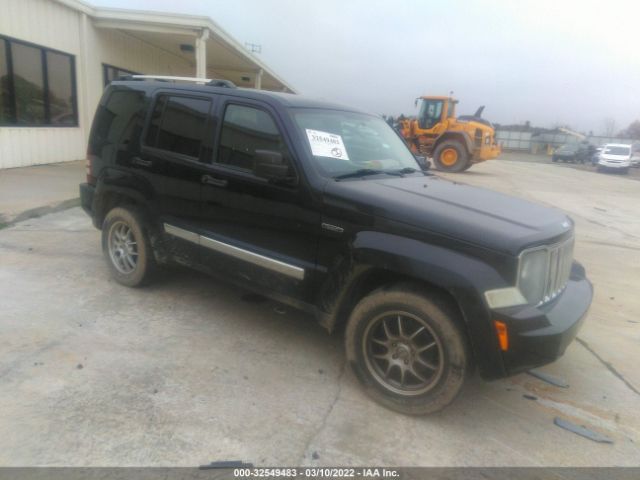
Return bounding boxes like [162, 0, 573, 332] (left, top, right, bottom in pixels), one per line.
[163, 223, 305, 280]
[321, 223, 344, 233]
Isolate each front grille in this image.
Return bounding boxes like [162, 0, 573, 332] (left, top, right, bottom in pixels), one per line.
[540, 237, 574, 305]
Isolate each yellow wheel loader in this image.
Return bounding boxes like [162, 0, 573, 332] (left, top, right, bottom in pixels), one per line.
[398, 96, 501, 172]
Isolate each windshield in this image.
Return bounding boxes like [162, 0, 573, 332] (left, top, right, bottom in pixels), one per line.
[558, 144, 577, 152]
[291, 109, 420, 178]
[603, 146, 630, 156]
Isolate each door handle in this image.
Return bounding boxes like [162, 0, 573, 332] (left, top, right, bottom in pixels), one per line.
[201, 174, 228, 188]
[132, 157, 153, 167]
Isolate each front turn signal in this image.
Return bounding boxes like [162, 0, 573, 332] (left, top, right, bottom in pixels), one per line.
[494, 320, 509, 351]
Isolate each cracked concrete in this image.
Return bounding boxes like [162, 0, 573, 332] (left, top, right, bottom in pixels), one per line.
[299, 361, 347, 464]
[0, 154, 639, 466]
[576, 338, 639, 396]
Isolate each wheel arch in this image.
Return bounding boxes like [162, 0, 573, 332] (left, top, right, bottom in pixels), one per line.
[317, 231, 508, 379]
[93, 171, 156, 229]
[434, 131, 474, 155]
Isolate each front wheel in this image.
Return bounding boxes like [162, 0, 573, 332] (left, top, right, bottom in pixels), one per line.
[345, 285, 469, 415]
[433, 141, 469, 172]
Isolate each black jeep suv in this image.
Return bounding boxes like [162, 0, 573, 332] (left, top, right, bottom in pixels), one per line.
[80, 77, 592, 414]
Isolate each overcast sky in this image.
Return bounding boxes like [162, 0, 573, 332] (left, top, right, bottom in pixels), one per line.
[94, 0, 640, 134]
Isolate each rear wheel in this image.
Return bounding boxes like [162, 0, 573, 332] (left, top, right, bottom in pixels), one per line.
[433, 141, 469, 172]
[345, 284, 469, 415]
[102, 207, 157, 287]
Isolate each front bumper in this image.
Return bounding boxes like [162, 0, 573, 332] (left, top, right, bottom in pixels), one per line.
[492, 262, 593, 375]
[598, 160, 629, 169]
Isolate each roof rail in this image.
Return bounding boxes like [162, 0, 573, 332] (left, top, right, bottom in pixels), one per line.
[121, 75, 237, 88]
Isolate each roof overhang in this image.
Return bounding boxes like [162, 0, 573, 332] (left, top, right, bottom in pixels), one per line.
[54, 0, 296, 93]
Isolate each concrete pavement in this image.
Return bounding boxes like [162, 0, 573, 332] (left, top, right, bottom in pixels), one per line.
[0, 156, 638, 466]
[0, 160, 83, 226]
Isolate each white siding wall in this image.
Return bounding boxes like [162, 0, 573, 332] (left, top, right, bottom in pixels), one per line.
[0, 0, 197, 169]
[84, 27, 195, 125]
[0, 0, 85, 168]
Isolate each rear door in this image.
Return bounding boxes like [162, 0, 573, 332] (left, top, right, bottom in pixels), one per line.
[139, 91, 216, 264]
[198, 98, 321, 303]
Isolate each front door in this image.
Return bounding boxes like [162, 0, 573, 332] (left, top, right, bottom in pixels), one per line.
[199, 99, 320, 303]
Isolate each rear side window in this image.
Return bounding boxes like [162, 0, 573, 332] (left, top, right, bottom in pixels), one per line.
[217, 104, 291, 173]
[89, 90, 145, 155]
[145, 94, 212, 159]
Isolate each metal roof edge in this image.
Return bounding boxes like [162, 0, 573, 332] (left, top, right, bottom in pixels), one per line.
[52, 0, 297, 93]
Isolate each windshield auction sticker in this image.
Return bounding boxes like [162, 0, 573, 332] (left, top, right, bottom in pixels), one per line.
[305, 129, 350, 160]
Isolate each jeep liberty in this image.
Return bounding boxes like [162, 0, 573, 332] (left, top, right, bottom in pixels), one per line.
[80, 77, 593, 414]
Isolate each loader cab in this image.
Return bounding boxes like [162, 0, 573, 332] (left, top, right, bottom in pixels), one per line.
[416, 97, 456, 130]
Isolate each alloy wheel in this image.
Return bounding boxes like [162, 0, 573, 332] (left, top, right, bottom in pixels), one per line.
[362, 311, 444, 396]
[107, 220, 139, 274]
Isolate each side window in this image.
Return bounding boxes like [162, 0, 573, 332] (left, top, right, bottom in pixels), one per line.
[145, 95, 212, 159]
[217, 104, 291, 173]
[89, 90, 145, 155]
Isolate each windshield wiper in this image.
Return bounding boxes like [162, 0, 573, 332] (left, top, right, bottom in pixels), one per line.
[333, 169, 403, 180]
[395, 167, 419, 174]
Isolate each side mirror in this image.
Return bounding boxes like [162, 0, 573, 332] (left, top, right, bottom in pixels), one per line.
[414, 155, 430, 171]
[254, 150, 294, 183]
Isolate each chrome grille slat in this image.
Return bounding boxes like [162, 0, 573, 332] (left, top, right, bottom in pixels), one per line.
[537, 236, 574, 306]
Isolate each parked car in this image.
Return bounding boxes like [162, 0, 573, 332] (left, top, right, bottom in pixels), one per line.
[552, 143, 589, 163]
[591, 146, 604, 165]
[597, 144, 632, 174]
[631, 144, 640, 167]
[80, 77, 592, 415]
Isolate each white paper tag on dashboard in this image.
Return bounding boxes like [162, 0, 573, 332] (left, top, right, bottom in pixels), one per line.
[305, 129, 350, 160]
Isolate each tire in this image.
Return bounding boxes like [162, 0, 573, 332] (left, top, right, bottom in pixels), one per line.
[102, 206, 157, 287]
[433, 141, 469, 172]
[345, 284, 469, 415]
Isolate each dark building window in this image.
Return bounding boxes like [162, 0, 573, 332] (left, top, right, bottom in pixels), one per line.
[217, 104, 290, 173]
[103, 64, 139, 86]
[145, 94, 212, 159]
[47, 51, 76, 125]
[0, 35, 77, 127]
[0, 40, 9, 123]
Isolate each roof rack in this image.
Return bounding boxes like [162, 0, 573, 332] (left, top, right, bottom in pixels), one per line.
[120, 75, 236, 88]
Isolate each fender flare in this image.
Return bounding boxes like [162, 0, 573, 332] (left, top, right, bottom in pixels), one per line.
[318, 231, 509, 378]
[93, 167, 156, 227]
[434, 131, 474, 155]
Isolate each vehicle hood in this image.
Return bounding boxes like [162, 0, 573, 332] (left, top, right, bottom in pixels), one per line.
[322, 175, 573, 255]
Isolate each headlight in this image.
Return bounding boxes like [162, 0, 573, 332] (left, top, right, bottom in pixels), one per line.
[485, 237, 574, 309]
[517, 248, 548, 304]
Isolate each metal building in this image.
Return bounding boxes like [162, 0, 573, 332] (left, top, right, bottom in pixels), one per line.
[0, 0, 295, 169]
